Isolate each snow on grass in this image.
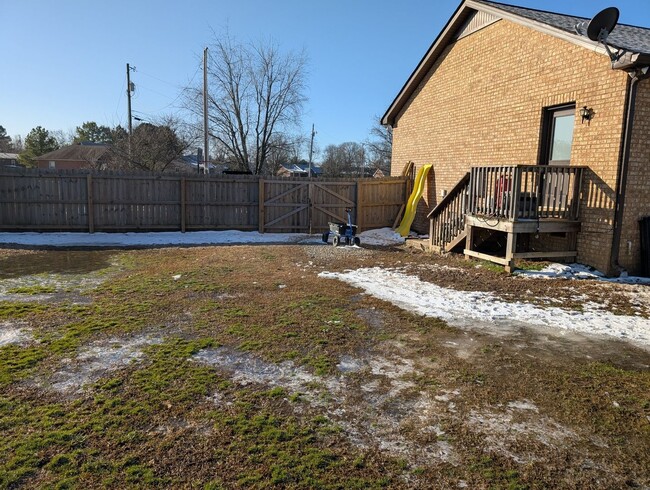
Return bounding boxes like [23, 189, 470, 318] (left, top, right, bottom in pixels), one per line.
[467, 403, 577, 463]
[0, 230, 323, 248]
[516, 262, 650, 284]
[319, 267, 650, 347]
[0, 228, 404, 248]
[44, 335, 163, 394]
[193, 346, 457, 464]
[0, 321, 32, 347]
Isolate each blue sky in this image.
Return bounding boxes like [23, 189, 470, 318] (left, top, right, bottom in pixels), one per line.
[2, 0, 648, 157]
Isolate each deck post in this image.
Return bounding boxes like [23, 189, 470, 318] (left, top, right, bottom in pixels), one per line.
[464, 223, 474, 260]
[505, 231, 517, 273]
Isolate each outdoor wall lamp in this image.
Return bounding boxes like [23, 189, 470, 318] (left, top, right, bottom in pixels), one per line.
[580, 106, 594, 123]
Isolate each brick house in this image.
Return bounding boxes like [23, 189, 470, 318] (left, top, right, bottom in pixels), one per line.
[35, 143, 111, 170]
[276, 163, 322, 178]
[383, 0, 650, 275]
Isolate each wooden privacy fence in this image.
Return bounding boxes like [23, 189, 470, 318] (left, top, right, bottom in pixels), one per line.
[0, 169, 407, 234]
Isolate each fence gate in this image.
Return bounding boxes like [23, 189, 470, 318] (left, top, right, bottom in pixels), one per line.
[259, 180, 357, 234]
[310, 181, 356, 233]
[259, 180, 310, 233]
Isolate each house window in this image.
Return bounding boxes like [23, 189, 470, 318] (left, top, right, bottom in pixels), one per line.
[540, 105, 575, 166]
[49, 161, 56, 169]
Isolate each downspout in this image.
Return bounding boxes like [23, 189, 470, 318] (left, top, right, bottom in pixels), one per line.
[609, 67, 650, 275]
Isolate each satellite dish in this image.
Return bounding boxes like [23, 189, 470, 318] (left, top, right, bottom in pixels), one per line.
[586, 7, 619, 42]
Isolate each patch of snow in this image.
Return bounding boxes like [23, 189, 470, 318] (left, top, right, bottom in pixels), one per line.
[434, 390, 461, 403]
[336, 355, 365, 373]
[467, 406, 576, 463]
[507, 400, 539, 412]
[0, 230, 322, 248]
[357, 227, 405, 246]
[318, 267, 650, 347]
[44, 335, 163, 394]
[0, 322, 32, 346]
[516, 262, 650, 284]
[193, 347, 456, 465]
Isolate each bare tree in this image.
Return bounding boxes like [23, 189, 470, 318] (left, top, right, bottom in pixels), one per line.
[11, 135, 24, 153]
[110, 116, 197, 172]
[320, 142, 364, 178]
[264, 133, 309, 175]
[365, 116, 392, 174]
[0, 126, 12, 152]
[51, 128, 75, 148]
[187, 33, 308, 175]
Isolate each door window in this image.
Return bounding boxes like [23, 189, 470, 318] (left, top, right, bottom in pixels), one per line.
[541, 105, 575, 166]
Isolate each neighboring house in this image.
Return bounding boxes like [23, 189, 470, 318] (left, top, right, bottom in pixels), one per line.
[372, 168, 386, 179]
[35, 142, 111, 170]
[277, 162, 322, 178]
[170, 154, 225, 174]
[0, 152, 21, 167]
[383, 0, 650, 275]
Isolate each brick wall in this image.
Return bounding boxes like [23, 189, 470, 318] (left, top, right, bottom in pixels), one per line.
[390, 19, 630, 273]
[618, 78, 650, 274]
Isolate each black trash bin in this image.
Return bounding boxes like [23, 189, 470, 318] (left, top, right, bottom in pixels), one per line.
[639, 217, 650, 276]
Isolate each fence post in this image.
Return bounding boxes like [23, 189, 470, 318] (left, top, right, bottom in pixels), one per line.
[308, 181, 313, 235]
[356, 180, 364, 233]
[180, 177, 186, 233]
[87, 174, 94, 233]
[258, 178, 265, 233]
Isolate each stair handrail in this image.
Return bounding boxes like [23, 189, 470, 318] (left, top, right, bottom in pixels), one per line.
[427, 172, 470, 220]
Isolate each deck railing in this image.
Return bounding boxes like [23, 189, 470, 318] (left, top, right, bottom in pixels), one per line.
[468, 165, 583, 221]
[429, 172, 470, 250]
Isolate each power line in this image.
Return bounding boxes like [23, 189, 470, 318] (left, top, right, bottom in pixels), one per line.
[136, 70, 185, 88]
[125, 62, 204, 119]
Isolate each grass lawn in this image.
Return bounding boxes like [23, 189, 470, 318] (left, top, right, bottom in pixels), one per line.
[0, 245, 649, 489]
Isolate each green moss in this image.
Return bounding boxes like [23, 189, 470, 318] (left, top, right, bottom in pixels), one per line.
[304, 355, 332, 376]
[0, 302, 48, 319]
[0, 345, 46, 385]
[469, 456, 529, 490]
[7, 285, 57, 295]
[263, 387, 286, 398]
[222, 307, 250, 319]
[238, 340, 263, 352]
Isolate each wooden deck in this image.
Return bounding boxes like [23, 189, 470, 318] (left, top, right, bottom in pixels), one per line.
[429, 164, 584, 272]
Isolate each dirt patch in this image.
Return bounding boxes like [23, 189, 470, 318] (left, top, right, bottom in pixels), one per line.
[0, 250, 122, 305]
[0, 250, 117, 279]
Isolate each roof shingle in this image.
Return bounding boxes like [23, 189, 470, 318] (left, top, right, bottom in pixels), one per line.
[479, 0, 650, 55]
[35, 144, 110, 162]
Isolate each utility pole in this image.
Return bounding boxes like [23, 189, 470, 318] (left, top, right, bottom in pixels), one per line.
[126, 63, 135, 160]
[308, 124, 316, 177]
[126, 63, 135, 137]
[203, 47, 209, 175]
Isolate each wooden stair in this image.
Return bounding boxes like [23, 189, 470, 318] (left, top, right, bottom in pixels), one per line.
[428, 173, 470, 253]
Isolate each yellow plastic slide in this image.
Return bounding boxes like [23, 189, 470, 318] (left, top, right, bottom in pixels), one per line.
[396, 164, 432, 237]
